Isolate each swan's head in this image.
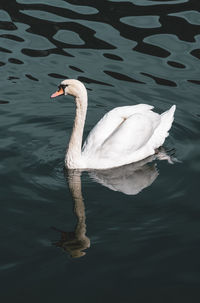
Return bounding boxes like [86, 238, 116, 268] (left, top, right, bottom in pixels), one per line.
[51, 79, 87, 99]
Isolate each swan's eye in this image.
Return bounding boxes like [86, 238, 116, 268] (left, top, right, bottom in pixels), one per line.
[58, 84, 68, 91]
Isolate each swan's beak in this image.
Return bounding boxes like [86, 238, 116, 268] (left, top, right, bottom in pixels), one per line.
[51, 87, 65, 98]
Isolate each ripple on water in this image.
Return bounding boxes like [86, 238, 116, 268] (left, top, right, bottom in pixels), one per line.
[103, 53, 123, 61]
[191, 48, 200, 59]
[53, 30, 85, 46]
[167, 61, 186, 69]
[48, 73, 67, 79]
[0, 263, 19, 271]
[0, 46, 12, 53]
[108, 0, 189, 4]
[0, 100, 9, 104]
[0, 34, 24, 42]
[169, 10, 200, 26]
[25, 74, 39, 81]
[104, 70, 145, 84]
[134, 42, 171, 58]
[78, 76, 114, 87]
[120, 15, 161, 28]
[1, 0, 200, 295]
[144, 34, 194, 54]
[17, 0, 98, 15]
[20, 10, 68, 23]
[69, 65, 84, 73]
[0, 9, 12, 22]
[141, 72, 177, 87]
[8, 58, 24, 64]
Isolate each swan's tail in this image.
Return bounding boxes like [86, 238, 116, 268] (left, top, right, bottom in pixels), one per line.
[161, 105, 176, 135]
[151, 105, 176, 149]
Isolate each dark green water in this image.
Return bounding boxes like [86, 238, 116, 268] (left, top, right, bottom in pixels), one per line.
[0, 0, 200, 301]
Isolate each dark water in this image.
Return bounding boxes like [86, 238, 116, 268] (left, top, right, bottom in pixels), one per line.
[1, 0, 200, 301]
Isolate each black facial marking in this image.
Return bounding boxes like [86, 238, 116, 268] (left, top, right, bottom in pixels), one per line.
[58, 84, 68, 90]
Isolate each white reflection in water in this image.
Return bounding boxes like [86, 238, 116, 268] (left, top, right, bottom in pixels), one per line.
[53, 148, 175, 258]
[89, 148, 175, 195]
[89, 155, 158, 195]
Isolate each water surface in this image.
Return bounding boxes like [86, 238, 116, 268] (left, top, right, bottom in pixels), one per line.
[0, 0, 200, 301]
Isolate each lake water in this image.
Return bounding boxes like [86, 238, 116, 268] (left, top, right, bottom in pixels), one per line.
[1, 0, 200, 301]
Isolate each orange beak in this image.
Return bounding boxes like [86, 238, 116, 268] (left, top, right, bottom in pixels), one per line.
[51, 87, 64, 98]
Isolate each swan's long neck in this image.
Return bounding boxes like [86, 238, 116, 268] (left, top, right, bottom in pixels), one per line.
[65, 89, 87, 168]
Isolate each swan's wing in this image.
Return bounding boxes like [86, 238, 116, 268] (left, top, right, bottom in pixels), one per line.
[82, 104, 154, 154]
[98, 111, 161, 158]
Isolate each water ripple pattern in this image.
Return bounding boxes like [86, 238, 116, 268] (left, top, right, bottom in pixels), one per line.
[0, 0, 200, 301]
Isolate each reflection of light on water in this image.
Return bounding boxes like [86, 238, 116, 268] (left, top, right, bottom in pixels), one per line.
[53, 149, 175, 258]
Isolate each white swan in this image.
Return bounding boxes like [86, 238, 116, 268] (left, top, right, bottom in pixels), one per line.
[51, 79, 176, 170]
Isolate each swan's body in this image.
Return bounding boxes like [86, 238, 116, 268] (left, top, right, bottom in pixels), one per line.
[51, 79, 176, 170]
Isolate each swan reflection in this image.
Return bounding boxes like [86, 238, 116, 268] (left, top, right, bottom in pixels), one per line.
[89, 154, 159, 195]
[53, 149, 174, 258]
[53, 170, 90, 258]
